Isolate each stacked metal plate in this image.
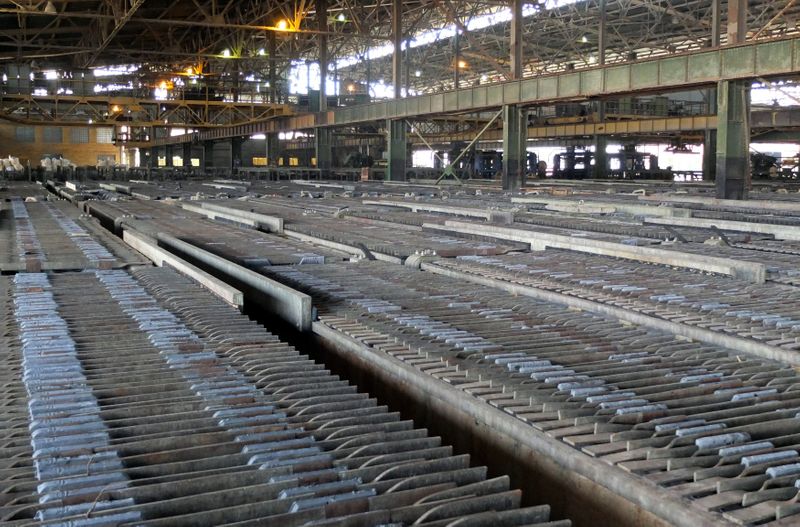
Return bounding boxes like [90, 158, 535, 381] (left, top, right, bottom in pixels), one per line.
[1, 198, 145, 271]
[0, 267, 568, 527]
[262, 260, 800, 526]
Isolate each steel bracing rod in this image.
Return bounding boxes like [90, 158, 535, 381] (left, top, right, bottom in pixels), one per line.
[405, 120, 447, 166]
[435, 107, 503, 184]
[79, 0, 147, 68]
[752, 0, 797, 40]
[756, 76, 800, 105]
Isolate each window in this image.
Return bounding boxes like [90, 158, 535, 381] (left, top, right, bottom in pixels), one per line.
[70, 127, 89, 144]
[42, 127, 63, 143]
[15, 126, 34, 142]
[96, 127, 114, 144]
[97, 154, 115, 166]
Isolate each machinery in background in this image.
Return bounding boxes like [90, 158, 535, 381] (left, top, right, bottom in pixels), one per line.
[1, 156, 25, 180]
[778, 155, 800, 179]
[608, 145, 672, 180]
[473, 150, 503, 178]
[751, 152, 780, 179]
[433, 148, 541, 180]
[750, 152, 800, 180]
[553, 148, 593, 179]
[552, 146, 672, 180]
[342, 151, 374, 168]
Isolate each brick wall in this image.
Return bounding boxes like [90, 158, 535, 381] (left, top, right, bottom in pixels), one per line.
[0, 124, 121, 167]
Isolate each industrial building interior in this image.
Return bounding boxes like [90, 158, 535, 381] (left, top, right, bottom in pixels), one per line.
[4, 0, 800, 526]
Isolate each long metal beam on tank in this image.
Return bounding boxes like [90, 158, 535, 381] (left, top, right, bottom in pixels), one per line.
[511, 196, 693, 218]
[194, 202, 284, 233]
[640, 193, 800, 213]
[427, 219, 766, 283]
[644, 215, 800, 241]
[122, 229, 244, 309]
[420, 261, 800, 367]
[155, 233, 312, 331]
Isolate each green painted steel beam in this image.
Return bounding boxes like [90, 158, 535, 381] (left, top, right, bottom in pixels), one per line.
[502, 105, 525, 192]
[716, 79, 750, 199]
[315, 127, 332, 176]
[146, 37, 800, 147]
[333, 38, 800, 127]
[387, 119, 407, 181]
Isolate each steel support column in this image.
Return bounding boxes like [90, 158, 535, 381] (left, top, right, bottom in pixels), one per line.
[595, 0, 608, 179]
[266, 133, 280, 166]
[315, 128, 332, 177]
[405, 39, 412, 95]
[318, 0, 328, 112]
[593, 137, 608, 179]
[593, 103, 607, 178]
[165, 145, 174, 167]
[703, 130, 717, 181]
[598, 0, 606, 66]
[182, 143, 192, 168]
[502, 105, 525, 192]
[268, 32, 277, 104]
[203, 141, 214, 170]
[454, 30, 460, 90]
[387, 119, 407, 181]
[716, 80, 750, 199]
[231, 137, 243, 173]
[728, 0, 747, 44]
[510, 0, 523, 79]
[704, 0, 720, 182]
[146, 147, 157, 170]
[711, 0, 721, 45]
[392, 0, 402, 99]
[716, 0, 749, 199]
